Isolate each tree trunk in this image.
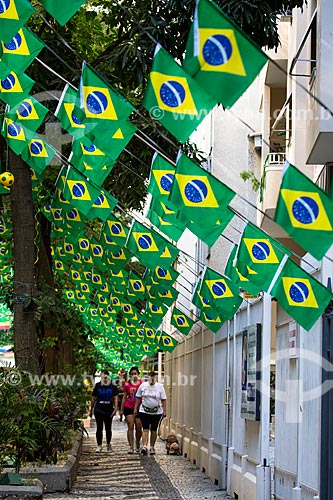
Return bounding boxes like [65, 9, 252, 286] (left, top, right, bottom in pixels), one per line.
[9, 151, 40, 373]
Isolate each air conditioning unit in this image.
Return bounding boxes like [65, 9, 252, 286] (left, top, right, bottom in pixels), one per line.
[248, 132, 262, 150]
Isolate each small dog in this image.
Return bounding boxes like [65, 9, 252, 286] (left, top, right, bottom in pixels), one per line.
[165, 434, 181, 455]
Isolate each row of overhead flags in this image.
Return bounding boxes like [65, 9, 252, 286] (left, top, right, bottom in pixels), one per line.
[0, 0, 333, 368]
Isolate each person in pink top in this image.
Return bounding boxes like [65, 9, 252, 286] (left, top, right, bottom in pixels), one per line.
[119, 366, 143, 454]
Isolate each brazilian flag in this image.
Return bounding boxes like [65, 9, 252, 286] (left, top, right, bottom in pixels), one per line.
[143, 44, 217, 143]
[199, 309, 227, 334]
[80, 62, 134, 123]
[224, 244, 261, 297]
[200, 267, 242, 315]
[6, 96, 48, 133]
[269, 256, 332, 331]
[147, 153, 176, 202]
[0, 70, 34, 107]
[236, 221, 290, 293]
[21, 135, 56, 175]
[183, 0, 268, 107]
[157, 331, 178, 353]
[171, 307, 195, 335]
[2, 118, 28, 155]
[274, 162, 333, 260]
[168, 154, 235, 226]
[55, 84, 86, 139]
[147, 207, 185, 243]
[0, 0, 35, 44]
[104, 213, 129, 248]
[0, 27, 44, 76]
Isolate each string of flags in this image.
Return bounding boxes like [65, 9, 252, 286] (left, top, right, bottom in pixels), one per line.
[0, 0, 332, 369]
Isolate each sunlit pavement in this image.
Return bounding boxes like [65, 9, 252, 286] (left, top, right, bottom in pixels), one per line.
[44, 417, 229, 500]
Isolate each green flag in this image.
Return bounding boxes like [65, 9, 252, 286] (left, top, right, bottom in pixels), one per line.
[199, 309, 227, 333]
[153, 286, 179, 306]
[71, 137, 108, 171]
[88, 187, 118, 222]
[39, 0, 86, 25]
[70, 153, 114, 186]
[236, 221, 290, 292]
[183, 0, 268, 107]
[188, 207, 234, 246]
[127, 272, 146, 300]
[268, 256, 332, 331]
[55, 84, 86, 139]
[126, 220, 170, 269]
[192, 279, 221, 320]
[200, 266, 242, 314]
[104, 213, 129, 249]
[274, 162, 333, 260]
[143, 44, 217, 143]
[0, 0, 35, 44]
[0, 27, 44, 76]
[60, 167, 101, 217]
[224, 244, 261, 296]
[80, 62, 134, 124]
[89, 118, 137, 162]
[21, 136, 56, 175]
[152, 264, 179, 286]
[147, 207, 185, 242]
[171, 307, 195, 335]
[146, 301, 168, 328]
[107, 247, 132, 272]
[2, 117, 29, 155]
[7, 96, 48, 132]
[168, 153, 235, 224]
[147, 152, 176, 201]
[157, 331, 178, 352]
[0, 70, 34, 106]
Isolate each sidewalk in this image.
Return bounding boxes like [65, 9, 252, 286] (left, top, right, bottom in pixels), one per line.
[44, 418, 230, 500]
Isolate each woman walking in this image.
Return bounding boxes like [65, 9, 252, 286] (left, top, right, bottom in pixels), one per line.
[120, 366, 143, 453]
[90, 370, 119, 452]
[134, 370, 166, 456]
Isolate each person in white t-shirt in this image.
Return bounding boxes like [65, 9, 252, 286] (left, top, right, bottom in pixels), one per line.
[134, 370, 166, 455]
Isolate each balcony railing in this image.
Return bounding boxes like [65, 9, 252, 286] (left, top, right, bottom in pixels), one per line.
[266, 152, 286, 165]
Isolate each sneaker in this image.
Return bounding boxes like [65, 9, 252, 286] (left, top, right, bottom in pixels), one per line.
[135, 446, 140, 453]
[127, 447, 134, 454]
[96, 445, 102, 453]
[149, 447, 155, 455]
[140, 446, 148, 456]
[107, 444, 112, 452]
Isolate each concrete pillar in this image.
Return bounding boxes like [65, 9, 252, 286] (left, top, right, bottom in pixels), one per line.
[189, 427, 194, 462]
[256, 464, 271, 500]
[181, 424, 186, 455]
[221, 444, 228, 490]
[208, 437, 214, 477]
[227, 446, 235, 494]
[197, 431, 203, 468]
[292, 486, 302, 500]
[241, 455, 248, 500]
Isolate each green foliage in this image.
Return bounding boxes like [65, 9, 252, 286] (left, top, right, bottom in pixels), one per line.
[240, 169, 262, 192]
[0, 368, 90, 472]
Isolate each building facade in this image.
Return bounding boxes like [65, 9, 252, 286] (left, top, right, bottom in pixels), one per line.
[161, 1, 332, 499]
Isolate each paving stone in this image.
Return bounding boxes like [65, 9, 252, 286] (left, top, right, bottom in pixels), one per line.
[44, 419, 230, 500]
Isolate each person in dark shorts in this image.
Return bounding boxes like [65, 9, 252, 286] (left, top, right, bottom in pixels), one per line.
[134, 370, 166, 456]
[120, 366, 143, 453]
[89, 370, 118, 452]
[117, 371, 127, 422]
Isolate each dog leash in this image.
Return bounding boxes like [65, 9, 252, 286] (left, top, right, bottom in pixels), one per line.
[157, 415, 167, 442]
